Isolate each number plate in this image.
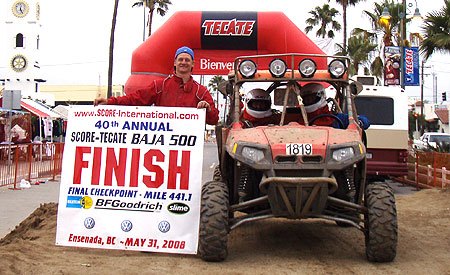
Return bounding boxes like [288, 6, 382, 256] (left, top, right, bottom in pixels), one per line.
[286, 143, 313, 155]
[366, 153, 373, 159]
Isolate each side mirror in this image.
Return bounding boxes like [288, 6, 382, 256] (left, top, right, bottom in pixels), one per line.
[218, 81, 233, 97]
[350, 81, 363, 95]
[226, 82, 233, 95]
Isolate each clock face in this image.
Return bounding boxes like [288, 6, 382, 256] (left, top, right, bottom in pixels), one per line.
[12, 1, 29, 18]
[11, 55, 28, 72]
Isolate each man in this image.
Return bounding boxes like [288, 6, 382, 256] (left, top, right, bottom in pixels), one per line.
[301, 82, 370, 129]
[94, 46, 219, 125]
[241, 88, 279, 127]
[301, 82, 335, 126]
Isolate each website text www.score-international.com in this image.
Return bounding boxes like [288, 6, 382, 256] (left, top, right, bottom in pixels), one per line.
[73, 108, 200, 121]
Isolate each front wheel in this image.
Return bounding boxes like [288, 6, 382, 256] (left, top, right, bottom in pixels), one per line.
[198, 181, 229, 262]
[365, 182, 398, 262]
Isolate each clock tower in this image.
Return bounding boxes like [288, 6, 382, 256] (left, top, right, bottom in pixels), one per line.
[4, 0, 46, 101]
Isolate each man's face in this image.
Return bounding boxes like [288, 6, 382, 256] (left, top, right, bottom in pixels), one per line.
[174, 53, 194, 74]
[302, 92, 319, 106]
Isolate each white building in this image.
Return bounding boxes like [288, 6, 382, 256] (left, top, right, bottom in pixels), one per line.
[2, 0, 53, 105]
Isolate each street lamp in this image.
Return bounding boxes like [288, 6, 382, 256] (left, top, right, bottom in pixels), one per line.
[379, 7, 392, 47]
[412, 7, 422, 18]
[399, 0, 406, 90]
[380, 7, 391, 27]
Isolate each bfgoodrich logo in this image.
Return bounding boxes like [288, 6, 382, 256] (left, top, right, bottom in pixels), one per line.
[167, 202, 190, 214]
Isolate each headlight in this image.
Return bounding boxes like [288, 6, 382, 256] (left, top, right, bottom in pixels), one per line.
[269, 59, 287, 78]
[328, 59, 347, 78]
[242, 146, 265, 162]
[238, 60, 257, 78]
[298, 58, 316, 78]
[332, 147, 354, 161]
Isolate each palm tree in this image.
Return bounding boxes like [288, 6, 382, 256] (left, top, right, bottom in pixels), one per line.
[208, 75, 225, 107]
[305, 4, 342, 39]
[132, 0, 172, 37]
[420, 0, 450, 60]
[354, 1, 404, 47]
[329, 0, 367, 49]
[370, 56, 384, 79]
[350, 1, 405, 79]
[335, 34, 377, 76]
[107, 0, 120, 98]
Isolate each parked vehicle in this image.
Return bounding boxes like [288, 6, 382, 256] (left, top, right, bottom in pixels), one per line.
[198, 54, 398, 263]
[413, 132, 450, 151]
[352, 77, 409, 180]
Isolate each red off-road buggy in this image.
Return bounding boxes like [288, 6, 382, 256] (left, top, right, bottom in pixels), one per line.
[198, 53, 397, 262]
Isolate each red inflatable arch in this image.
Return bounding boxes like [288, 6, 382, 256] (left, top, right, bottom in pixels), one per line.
[124, 11, 326, 94]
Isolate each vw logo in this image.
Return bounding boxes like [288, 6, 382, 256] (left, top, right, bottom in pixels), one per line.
[158, 220, 171, 233]
[121, 220, 133, 232]
[84, 217, 95, 229]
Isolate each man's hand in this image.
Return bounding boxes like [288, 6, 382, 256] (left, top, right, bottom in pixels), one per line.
[197, 100, 211, 112]
[94, 97, 108, 106]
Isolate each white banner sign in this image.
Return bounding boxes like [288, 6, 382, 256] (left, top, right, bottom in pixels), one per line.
[56, 105, 205, 254]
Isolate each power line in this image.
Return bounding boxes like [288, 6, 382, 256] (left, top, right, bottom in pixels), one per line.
[432, 70, 450, 74]
[0, 61, 106, 70]
[42, 61, 107, 67]
[427, 60, 450, 65]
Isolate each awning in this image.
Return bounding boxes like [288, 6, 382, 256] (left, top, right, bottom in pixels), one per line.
[21, 99, 61, 118]
[52, 105, 71, 120]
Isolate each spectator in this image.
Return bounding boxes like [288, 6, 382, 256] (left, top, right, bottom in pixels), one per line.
[94, 46, 219, 125]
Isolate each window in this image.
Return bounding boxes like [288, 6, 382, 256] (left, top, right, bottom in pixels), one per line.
[355, 76, 377, 86]
[15, 33, 24, 47]
[355, 96, 394, 125]
[429, 135, 450, 143]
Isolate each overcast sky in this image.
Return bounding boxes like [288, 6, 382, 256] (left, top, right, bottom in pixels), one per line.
[1, 0, 449, 102]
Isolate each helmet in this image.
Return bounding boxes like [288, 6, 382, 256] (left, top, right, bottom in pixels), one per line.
[245, 88, 272, 118]
[301, 83, 327, 113]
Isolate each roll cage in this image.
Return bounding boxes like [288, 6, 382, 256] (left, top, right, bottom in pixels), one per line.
[221, 53, 362, 129]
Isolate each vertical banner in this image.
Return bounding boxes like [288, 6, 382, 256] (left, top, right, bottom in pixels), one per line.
[404, 47, 420, 86]
[56, 105, 205, 254]
[384, 46, 401, 86]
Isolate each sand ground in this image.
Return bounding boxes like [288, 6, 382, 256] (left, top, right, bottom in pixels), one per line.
[0, 182, 449, 274]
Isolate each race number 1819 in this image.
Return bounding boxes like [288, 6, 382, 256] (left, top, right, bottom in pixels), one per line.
[286, 143, 313, 155]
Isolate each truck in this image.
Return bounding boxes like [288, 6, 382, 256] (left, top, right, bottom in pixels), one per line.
[352, 75, 409, 180]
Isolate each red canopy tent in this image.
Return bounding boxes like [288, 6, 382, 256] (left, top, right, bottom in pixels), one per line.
[0, 97, 61, 143]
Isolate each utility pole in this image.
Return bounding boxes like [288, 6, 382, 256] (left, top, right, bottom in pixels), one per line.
[420, 59, 424, 118]
[432, 70, 437, 104]
[400, 0, 407, 89]
[143, 5, 146, 41]
[420, 60, 431, 134]
[420, 61, 432, 116]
